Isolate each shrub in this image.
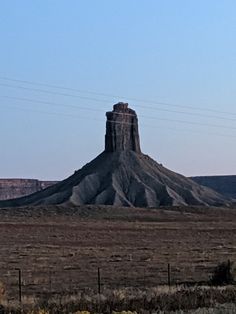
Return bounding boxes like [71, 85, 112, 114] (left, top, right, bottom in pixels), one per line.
[0, 281, 5, 314]
[210, 260, 235, 285]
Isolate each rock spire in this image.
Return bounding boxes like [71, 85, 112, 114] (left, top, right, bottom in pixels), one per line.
[0, 102, 228, 208]
[105, 102, 141, 153]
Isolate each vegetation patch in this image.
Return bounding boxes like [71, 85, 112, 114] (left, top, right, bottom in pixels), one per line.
[1, 285, 236, 313]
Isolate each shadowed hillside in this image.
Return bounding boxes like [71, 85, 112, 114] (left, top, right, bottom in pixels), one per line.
[191, 175, 236, 200]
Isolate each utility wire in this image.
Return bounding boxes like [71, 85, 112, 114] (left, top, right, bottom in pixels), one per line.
[0, 95, 103, 113]
[0, 83, 236, 125]
[1, 95, 236, 132]
[1, 95, 236, 123]
[0, 83, 109, 104]
[1, 102, 236, 138]
[0, 76, 236, 116]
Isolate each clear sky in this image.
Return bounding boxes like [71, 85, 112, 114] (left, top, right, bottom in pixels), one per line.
[0, 0, 236, 180]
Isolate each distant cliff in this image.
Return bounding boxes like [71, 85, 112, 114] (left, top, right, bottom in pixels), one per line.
[191, 176, 236, 200]
[0, 179, 58, 200]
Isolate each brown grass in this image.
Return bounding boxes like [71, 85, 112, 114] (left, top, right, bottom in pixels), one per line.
[0, 204, 235, 303]
[1, 285, 236, 313]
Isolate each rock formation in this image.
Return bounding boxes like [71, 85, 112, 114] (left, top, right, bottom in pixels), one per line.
[0, 102, 228, 208]
[0, 179, 58, 200]
[191, 175, 236, 200]
[105, 102, 141, 153]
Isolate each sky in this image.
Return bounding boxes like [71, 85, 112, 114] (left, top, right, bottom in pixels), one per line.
[0, 0, 236, 180]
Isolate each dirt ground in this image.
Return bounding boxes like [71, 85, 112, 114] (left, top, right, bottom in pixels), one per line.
[0, 204, 236, 301]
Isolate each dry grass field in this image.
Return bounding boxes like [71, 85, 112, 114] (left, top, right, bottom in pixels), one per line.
[0, 204, 235, 304]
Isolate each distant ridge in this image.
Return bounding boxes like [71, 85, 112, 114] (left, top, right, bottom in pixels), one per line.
[191, 175, 236, 200]
[0, 179, 58, 200]
[0, 103, 229, 208]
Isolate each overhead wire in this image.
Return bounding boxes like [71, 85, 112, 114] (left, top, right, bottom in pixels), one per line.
[1, 94, 236, 123]
[1, 76, 236, 139]
[1, 101, 236, 139]
[1, 95, 236, 132]
[0, 76, 236, 116]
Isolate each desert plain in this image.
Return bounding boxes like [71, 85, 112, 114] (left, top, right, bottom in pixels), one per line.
[0, 204, 235, 303]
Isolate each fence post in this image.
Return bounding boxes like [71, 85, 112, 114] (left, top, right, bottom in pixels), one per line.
[97, 267, 101, 294]
[49, 270, 52, 293]
[168, 263, 171, 287]
[227, 259, 231, 282]
[16, 268, 22, 304]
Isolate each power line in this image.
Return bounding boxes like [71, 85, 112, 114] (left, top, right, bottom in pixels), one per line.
[0, 76, 236, 116]
[0, 83, 236, 125]
[0, 103, 148, 127]
[0, 83, 110, 104]
[0, 95, 103, 113]
[1, 102, 236, 139]
[1, 95, 236, 132]
[0, 76, 115, 98]
[2, 95, 236, 124]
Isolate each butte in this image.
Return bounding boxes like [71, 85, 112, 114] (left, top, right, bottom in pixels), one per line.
[0, 102, 226, 207]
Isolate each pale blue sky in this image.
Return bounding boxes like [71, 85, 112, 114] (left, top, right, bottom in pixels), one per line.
[0, 0, 236, 180]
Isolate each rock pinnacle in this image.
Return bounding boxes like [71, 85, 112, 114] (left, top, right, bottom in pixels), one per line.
[105, 102, 141, 153]
[0, 102, 227, 208]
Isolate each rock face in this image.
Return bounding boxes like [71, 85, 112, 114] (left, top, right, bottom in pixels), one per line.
[105, 102, 141, 153]
[0, 102, 228, 208]
[0, 179, 58, 200]
[191, 176, 236, 200]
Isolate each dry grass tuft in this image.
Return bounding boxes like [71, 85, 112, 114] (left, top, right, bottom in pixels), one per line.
[1, 285, 236, 313]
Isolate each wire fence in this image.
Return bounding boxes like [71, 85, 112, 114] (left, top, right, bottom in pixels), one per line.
[1, 260, 228, 304]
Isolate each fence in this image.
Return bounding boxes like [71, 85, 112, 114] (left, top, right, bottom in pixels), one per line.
[2, 260, 229, 304]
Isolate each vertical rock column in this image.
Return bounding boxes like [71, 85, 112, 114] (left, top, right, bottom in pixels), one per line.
[105, 102, 141, 153]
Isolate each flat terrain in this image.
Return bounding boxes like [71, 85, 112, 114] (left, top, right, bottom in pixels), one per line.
[0, 205, 236, 301]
